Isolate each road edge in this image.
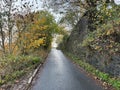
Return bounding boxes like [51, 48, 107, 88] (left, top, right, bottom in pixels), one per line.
[25, 63, 42, 90]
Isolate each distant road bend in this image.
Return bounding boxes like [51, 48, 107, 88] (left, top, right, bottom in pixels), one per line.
[31, 49, 104, 90]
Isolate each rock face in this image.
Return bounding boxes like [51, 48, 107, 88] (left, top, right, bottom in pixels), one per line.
[66, 17, 88, 58]
[106, 55, 120, 76]
[65, 16, 120, 77]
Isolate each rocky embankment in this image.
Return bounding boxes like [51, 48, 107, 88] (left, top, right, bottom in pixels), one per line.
[63, 15, 120, 77]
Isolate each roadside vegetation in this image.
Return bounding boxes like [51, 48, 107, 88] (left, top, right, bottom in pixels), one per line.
[0, 0, 62, 87]
[66, 52, 120, 90]
[0, 52, 43, 85]
[51, 0, 120, 90]
[81, 2, 120, 56]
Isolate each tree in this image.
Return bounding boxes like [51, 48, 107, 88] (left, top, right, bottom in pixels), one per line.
[43, 0, 116, 29]
[0, 12, 6, 54]
[15, 10, 59, 54]
[0, 0, 39, 55]
[0, 0, 15, 54]
[43, 0, 81, 26]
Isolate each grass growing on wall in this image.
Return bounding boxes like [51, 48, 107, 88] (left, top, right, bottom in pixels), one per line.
[66, 52, 120, 90]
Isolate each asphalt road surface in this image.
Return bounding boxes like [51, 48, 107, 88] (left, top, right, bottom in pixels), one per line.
[31, 49, 104, 90]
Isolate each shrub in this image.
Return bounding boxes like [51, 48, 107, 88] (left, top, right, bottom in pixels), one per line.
[0, 55, 42, 86]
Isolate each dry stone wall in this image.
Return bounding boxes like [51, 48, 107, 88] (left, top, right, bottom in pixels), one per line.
[65, 16, 120, 77]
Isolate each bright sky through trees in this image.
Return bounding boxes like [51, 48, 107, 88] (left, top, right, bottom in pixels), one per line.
[14, 0, 62, 22]
[114, 0, 120, 4]
[15, 0, 120, 12]
[14, 0, 120, 22]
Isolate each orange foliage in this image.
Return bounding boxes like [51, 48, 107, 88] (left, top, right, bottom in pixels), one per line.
[16, 12, 49, 52]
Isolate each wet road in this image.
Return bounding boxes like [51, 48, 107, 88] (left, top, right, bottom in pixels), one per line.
[31, 49, 104, 90]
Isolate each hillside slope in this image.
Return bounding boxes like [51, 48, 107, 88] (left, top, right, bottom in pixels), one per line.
[62, 14, 120, 77]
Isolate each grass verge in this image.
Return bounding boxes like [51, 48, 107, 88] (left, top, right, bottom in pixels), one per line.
[66, 52, 120, 90]
[0, 55, 42, 86]
[0, 50, 48, 87]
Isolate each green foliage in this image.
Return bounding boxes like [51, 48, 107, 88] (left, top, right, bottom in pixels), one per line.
[82, 20, 120, 55]
[82, 31, 95, 47]
[31, 57, 41, 64]
[97, 72, 109, 81]
[97, 3, 120, 24]
[81, 3, 120, 55]
[0, 55, 42, 85]
[60, 11, 80, 26]
[4, 70, 25, 82]
[58, 34, 70, 50]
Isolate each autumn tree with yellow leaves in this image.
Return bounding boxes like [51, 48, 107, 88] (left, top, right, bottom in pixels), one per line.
[16, 11, 59, 54]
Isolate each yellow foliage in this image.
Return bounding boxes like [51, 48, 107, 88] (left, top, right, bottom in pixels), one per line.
[15, 11, 56, 53]
[106, 30, 114, 35]
[28, 39, 44, 49]
[94, 46, 101, 50]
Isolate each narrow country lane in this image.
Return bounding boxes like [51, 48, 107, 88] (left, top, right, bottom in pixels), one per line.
[30, 49, 104, 90]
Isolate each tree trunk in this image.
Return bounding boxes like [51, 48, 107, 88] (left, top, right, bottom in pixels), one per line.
[0, 14, 5, 54]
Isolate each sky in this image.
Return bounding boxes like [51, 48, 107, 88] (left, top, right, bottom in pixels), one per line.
[15, 0, 62, 22]
[15, 0, 120, 12]
[114, 0, 120, 4]
[15, 0, 120, 22]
